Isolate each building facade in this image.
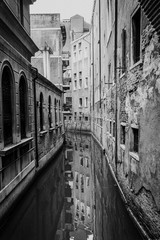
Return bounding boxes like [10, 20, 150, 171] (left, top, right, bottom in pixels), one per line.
[0, 0, 38, 219]
[91, 0, 160, 238]
[70, 33, 91, 132]
[0, 1, 64, 221]
[31, 14, 66, 88]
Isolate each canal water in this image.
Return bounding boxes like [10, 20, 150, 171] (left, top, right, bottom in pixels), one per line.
[0, 132, 144, 240]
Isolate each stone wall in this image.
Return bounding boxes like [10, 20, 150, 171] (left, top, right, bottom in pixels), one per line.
[91, 0, 160, 238]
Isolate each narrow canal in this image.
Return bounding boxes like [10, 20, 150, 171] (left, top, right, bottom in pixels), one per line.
[0, 132, 144, 240]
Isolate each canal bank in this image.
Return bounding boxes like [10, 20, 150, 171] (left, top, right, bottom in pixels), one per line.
[91, 133, 150, 240]
[0, 132, 145, 240]
[0, 144, 65, 240]
[0, 136, 64, 227]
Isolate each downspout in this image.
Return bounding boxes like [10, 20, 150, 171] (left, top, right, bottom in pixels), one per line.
[114, 0, 118, 175]
[99, 0, 101, 109]
[31, 66, 39, 168]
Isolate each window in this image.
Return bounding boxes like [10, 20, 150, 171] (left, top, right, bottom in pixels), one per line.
[74, 112, 77, 120]
[85, 77, 88, 88]
[2, 66, 13, 146]
[80, 157, 83, 166]
[121, 28, 126, 73]
[121, 125, 126, 145]
[109, 121, 112, 134]
[108, 63, 111, 89]
[131, 7, 141, 64]
[78, 43, 82, 59]
[74, 80, 77, 90]
[74, 73, 77, 90]
[59, 100, 61, 123]
[85, 97, 88, 108]
[113, 122, 115, 138]
[19, 76, 27, 139]
[79, 98, 82, 107]
[73, 45, 76, 51]
[54, 98, 57, 125]
[66, 97, 72, 105]
[48, 96, 52, 128]
[79, 79, 82, 88]
[132, 128, 139, 153]
[86, 177, 90, 187]
[79, 72, 82, 88]
[78, 42, 82, 49]
[85, 157, 89, 167]
[17, 0, 24, 25]
[85, 116, 88, 121]
[40, 93, 44, 131]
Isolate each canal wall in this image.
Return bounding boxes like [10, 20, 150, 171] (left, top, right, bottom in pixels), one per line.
[91, 0, 160, 239]
[0, 136, 64, 225]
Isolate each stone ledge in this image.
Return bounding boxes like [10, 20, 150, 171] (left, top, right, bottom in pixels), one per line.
[0, 137, 33, 156]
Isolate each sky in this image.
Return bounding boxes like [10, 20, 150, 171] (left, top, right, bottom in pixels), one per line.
[30, 0, 94, 23]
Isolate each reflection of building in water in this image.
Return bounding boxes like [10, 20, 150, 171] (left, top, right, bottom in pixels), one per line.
[55, 133, 94, 240]
[55, 138, 74, 240]
[72, 134, 94, 235]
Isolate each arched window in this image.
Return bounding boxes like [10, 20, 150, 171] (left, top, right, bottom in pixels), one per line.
[48, 96, 52, 128]
[19, 76, 27, 139]
[2, 66, 13, 146]
[40, 93, 44, 131]
[54, 98, 57, 125]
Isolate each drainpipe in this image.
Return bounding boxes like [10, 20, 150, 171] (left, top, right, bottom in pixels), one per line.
[31, 66, 39, 168]
[99, 0, 101, 110]
[114, 0, 118, 175]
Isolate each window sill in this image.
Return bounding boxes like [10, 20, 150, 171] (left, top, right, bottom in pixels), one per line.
[129, 151, 139, 161]
[39, 130, 47, 137]
[0, 137, 33, 156]
[130, 59, 142, 71]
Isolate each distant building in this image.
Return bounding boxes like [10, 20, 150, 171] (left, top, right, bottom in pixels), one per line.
[70, 32, 91, 132]
[62, 15, 91, 130]
[30, 14, 66, 89]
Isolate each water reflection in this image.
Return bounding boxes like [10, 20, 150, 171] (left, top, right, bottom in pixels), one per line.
[56, 132, 143, 240]
[0, 133, 144, 240]
[55, 133, 94, 240]
[0, 151, 64, 240]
